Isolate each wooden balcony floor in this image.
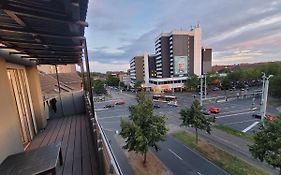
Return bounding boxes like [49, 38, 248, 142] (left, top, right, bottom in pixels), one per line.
[27, 114, 99, 175]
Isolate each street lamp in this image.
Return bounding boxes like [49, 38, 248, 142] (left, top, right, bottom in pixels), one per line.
[261, 74, 273, 126]
[260, 72, 266, 107]
[204, 73, 207, 99]
[200, 75, 203, 106]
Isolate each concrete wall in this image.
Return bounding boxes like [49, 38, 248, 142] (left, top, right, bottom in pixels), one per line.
[0, 59, 23, 163]
[161, 36, 170, 78]
[193, 27, 202, 75]
[26, 66, 47, 129]
[135, 56, 144, 82]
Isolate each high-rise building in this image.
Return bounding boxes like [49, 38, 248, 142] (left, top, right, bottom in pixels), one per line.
[201, 48, 212, 74]
[155, 26, 202, 78]
[129, 53, 156, 87]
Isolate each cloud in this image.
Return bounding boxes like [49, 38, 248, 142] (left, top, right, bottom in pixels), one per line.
[85, 0, 281, 72]
[89, 61, 129, 73]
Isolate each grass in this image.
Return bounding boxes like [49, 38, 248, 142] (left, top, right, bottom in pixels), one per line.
[213, 124, 254, 142]
[172, 131, 268, 175]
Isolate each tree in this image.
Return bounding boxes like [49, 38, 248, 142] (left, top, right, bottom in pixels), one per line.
[179, 100, 214, 144]
[249, 117, 281, 175]
[269, 75, 281, 98]
[120, 92, 168, 164]
[185, 75, 199, 91]
[105, 75, 120, 87]
[220, 77, 231, 90]
[92, 80, 106, 95]
[134, 81, 143, 91]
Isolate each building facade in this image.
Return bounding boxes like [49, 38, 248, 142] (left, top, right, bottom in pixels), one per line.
[155, 26, 202, 78]
[129, 52, 155, 87]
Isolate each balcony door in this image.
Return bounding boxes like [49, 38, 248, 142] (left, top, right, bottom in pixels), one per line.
[7, 68, 37, 148]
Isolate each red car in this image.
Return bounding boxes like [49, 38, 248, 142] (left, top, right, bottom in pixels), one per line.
[265, 114, 277, 121]
[115, 101, 125, 105]
[208, 107, 220, 114]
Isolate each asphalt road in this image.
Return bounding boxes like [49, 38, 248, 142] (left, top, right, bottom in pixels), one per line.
[152, 136, 229, 175]
[95, 89, 229, 175]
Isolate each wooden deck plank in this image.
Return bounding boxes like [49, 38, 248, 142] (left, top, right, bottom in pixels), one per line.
[62, 116, 77, 175]
[81, 114, 92, 175]
[57, 116, 73, 175]
[27, 119, 56, 150]
[47, 117, 65, 145]
[40, 118, 60, 147]
[73, 115, 82, 175]
[27, 115, 99, 175]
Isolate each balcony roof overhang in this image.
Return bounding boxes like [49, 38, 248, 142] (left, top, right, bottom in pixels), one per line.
[0, 0, 89, 65]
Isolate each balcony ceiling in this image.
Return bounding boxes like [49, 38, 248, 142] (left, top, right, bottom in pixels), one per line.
[0, 0, 88, 65]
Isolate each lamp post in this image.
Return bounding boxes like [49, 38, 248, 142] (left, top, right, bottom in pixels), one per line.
[261, 74, 273, 126]
[204, 73, 207, 99]
[200, 75, 203, 106]
[260, 72, 266, 107]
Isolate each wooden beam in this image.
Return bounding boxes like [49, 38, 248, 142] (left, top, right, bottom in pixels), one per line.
[3, 9, 88, 27]
[21, 55, 81, 58]
[5, 10, 26, 27]
[0, 39, 84, 48]
[0, 26, 85, 40]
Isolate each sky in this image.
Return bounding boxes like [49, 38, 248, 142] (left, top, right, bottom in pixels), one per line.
[84, 0, 281, 73]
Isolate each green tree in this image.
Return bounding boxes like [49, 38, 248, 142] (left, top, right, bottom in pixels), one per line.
[179, 100, 214, 144]
[120, 92, 168, 164]
[269, 75, 281, 98]
[92, 80, 106, 95]
[220, 77, 231, 90]
[185, 75, 199, 91]
[249, 117, 281, 175]
[134, 81, 143, 91]
[105, 75, 120, 87]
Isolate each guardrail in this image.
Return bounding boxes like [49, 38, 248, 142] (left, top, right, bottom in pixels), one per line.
[85, 93, 123, 175]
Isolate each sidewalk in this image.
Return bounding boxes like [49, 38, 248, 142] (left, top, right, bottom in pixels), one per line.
[168, 123, 279, 175]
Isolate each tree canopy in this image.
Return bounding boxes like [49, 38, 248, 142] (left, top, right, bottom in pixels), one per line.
[185, 74, 199, 91]
[249, 117, 281, 174]
[179, 100, 214, 143]
[105, 75, 120, 87]
[92, 79, 106, 95]
[120, 92, 168, 164]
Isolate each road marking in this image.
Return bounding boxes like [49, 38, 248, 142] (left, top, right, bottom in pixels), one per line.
[95, 108, 109, 112]
[224, 119, 259, 126]
[219, 108, 253, 115]
[216, 111, 253, 119]
[94, 99, 118, 104]
[242, 121, 260, 133]
[197, 172, 202, 175]
[168, 148, 183, 160]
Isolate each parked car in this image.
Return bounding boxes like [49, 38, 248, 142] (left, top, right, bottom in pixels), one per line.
[115, 101, 125, 105]
[104, 104, 114, 108]
[153, 104, 160, 109]
[252, 113, 277, 121]
[208, 107, 220, 114]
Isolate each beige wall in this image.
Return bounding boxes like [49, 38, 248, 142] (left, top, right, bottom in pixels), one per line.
[26, 66, 47, 129]
[0, 59, 23, 163]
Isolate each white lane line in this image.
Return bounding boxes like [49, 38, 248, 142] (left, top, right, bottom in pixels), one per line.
[242, 121, 260, 133]
[168, 148, 183, 160]
[216, 111, 253, 119]
[95, 108, 109, 112]
[197, 172, 202, 175]
[224, 119, 259, 126]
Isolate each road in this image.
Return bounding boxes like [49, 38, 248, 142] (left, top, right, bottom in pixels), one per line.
[95, 89, 230, 175]
[152, 136, 228, 175]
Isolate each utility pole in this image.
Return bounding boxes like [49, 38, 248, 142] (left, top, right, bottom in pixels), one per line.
[204, 73, 207, 99]
[260, 72, 266, 108]
[261, 75, 273, 126]
[200, 75, 203, 106]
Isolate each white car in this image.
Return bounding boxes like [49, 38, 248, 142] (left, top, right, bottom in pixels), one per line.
[168, 101, 178, 107]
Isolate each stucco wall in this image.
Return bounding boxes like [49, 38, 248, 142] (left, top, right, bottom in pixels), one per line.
[0, 59, 23, 163]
